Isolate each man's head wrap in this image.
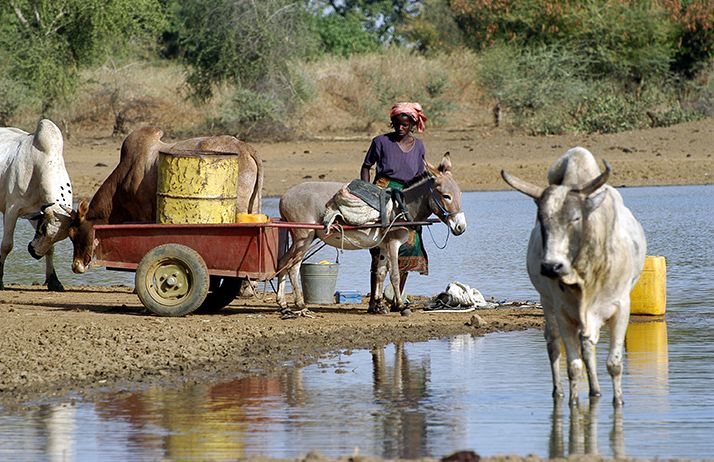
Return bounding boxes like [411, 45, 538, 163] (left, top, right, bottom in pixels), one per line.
[389, 102, 427, 133]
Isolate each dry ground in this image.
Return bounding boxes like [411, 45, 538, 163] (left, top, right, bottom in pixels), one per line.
[65, 117, 713, 202]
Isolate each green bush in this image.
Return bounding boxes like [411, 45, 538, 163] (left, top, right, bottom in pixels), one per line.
[477, 43, 707, 134]
[313, 13, 380, 57]
[453, 0, 677, 84]
[0, 75, 36, 125]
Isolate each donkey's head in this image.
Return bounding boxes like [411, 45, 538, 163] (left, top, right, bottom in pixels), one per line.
[426, 152, 467, 235]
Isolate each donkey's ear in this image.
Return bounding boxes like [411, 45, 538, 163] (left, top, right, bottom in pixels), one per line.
[438, 151, 452, 173]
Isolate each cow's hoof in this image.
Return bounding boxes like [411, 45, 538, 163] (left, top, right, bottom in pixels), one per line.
[46, 274, 65, 292]
[48, 283, 66, 292]
[400, 308, 412, 317]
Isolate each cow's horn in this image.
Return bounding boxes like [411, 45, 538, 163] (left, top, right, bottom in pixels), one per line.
[501, 170, 543, 199]
[578, 160, 611, 195]
[59, 204, 74, 217]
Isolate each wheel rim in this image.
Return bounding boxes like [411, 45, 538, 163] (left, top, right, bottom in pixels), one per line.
[144, 258, 193, 306]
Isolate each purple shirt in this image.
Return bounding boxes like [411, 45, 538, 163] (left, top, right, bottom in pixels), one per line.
[362, 133, 426, 183]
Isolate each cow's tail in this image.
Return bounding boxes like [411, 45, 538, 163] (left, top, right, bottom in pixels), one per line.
[247, 146, 263, 213]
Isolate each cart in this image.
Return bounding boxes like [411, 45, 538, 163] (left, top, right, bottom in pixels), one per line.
[93, 219, 437, 317]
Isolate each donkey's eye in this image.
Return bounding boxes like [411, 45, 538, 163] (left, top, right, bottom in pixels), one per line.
[442, 194, 452, 202]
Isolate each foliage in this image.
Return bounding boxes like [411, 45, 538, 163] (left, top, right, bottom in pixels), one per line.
[667, 0, 714, 77]
[290, 47, 481, 135]
[451, 0, 678, 84]
[401, 0, 465, 52]
[0, 0, 166, 113]
[174, 0, 318, 101]
[312, 12, 381, 56]
[208, 65, 316, 140]
[0, 74, 37, 125]
[476, 44, 705, 134]
[310, 0, 421, 44]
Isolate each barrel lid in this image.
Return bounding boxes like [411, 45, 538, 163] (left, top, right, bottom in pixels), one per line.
[159, 148, 240, 158]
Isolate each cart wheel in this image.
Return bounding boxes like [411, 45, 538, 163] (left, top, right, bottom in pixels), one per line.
[135, 244, 209, 317]
[198, 276, 242, 313]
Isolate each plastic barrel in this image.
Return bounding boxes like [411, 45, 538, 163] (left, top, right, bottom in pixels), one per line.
[157, 150, 239, 224]
[630, 256, 667, 316]
[300, 263, 339, 304]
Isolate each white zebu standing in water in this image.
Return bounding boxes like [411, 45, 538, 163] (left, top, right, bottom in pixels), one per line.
[501, 147, 646, 406]
[277, 153, 466, 315]
[0, 119, 74, 291]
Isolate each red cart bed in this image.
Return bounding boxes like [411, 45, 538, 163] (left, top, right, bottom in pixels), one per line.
[92, 219, 436, 317]
[94, 222, 280, 280]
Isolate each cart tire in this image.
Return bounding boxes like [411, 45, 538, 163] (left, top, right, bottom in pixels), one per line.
[135, 244, 209, 317]
[198, 276, 242, 313]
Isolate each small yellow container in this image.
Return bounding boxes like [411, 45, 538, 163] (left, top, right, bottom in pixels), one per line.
[236, 213, 269, 223]
[630, 256, 667, 316]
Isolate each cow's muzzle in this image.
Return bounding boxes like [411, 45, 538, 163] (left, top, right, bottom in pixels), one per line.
[540, 261, 565, 279]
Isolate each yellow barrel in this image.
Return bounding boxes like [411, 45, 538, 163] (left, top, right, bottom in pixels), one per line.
[157, 150, 239, 224]
[630, 256, 667, 316]
[236, 212, 269, 223]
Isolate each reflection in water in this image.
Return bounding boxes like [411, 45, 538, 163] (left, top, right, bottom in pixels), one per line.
[4, 322, 711, 461]
[625, 319, 669, 393]
[547, 320, 669, 459]
[91, 372, 303, 460]
[371, 343, 428, 459]
[548, 398, 625, 459]
[45, 403, 76, 462]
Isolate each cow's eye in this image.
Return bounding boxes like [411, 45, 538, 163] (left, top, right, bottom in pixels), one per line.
[442, 194, 452, 202]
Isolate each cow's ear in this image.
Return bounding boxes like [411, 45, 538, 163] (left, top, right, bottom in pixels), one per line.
[585, 189, 607, 212]
[78, 200, 89, 219]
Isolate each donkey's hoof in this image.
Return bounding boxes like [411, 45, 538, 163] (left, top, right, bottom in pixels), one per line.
[368, 305, 389, 315]
[400, 308, 413, 317]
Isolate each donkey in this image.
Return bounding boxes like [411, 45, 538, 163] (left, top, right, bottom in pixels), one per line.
[277, 153, 466, 315]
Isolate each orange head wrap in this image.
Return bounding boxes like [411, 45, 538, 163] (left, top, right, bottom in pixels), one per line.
[389, 102, 427, 133]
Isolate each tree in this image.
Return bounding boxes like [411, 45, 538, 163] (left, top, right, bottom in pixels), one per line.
[173, 0, 318, 101]
[312, 0, 421, 44]
[0, 0, 166, 113]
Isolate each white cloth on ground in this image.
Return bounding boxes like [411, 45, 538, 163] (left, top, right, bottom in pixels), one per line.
[427, 281, 497, 312]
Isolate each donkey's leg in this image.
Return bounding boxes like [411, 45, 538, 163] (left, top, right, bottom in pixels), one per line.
[368, 246, 390, 314]
[386, 236, 410, 315]
[276, 229, 314, 309]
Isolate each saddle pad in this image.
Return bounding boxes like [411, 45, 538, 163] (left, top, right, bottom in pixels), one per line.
[346, 179, 388, 211]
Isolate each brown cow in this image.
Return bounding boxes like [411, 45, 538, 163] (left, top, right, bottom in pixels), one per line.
[68, 126, 263, 273]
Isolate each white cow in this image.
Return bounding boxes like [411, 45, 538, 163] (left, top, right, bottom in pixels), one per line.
[0, 119, 74, 291]
[501, 147, 646, 406]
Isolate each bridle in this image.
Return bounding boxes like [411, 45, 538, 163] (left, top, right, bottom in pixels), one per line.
[429, 185, 455, 219]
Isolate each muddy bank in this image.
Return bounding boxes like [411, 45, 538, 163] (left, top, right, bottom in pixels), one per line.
[0, 284, 542, 406]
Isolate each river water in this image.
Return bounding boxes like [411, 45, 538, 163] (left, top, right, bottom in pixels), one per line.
[0, 184, 712, 460]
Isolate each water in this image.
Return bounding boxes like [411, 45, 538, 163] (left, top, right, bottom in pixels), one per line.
[1, 184, 713, 460]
